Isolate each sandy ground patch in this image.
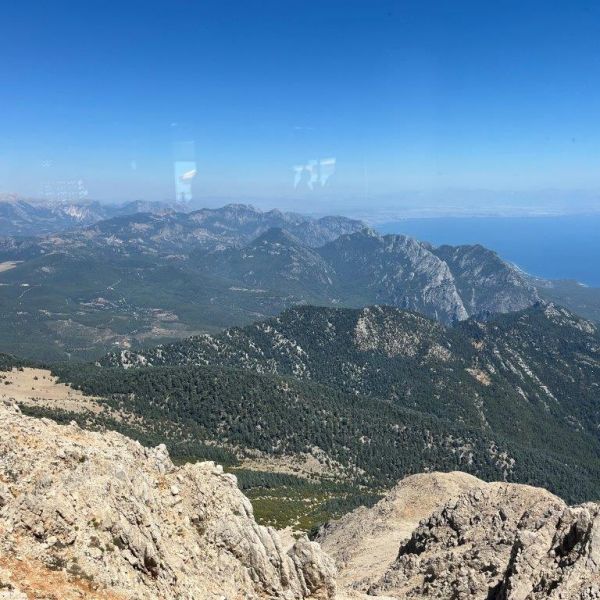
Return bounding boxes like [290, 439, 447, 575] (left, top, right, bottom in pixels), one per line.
[0, 367, 103, 414]
[0, 260, 22, 272]
[0, 555, 125, 600]
[319, 471, 487, 591]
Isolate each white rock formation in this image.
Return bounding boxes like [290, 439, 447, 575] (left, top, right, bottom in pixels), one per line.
[316, 471, 485, 589]
[0, 399, 335, 599]
[320, 472, 600, 599]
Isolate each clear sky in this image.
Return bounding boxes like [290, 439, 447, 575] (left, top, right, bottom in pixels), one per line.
[2, 0, 600, 215]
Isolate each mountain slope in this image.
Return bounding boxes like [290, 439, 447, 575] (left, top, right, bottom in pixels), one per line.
[192, 227, 338, 300]
[195, 228, 540, 325]
[532, 277, 600, 322]
[98, 302, 600, 501]
[9, 351, 598, 503]
[370, 479, 596, 599]
[104, 303, 600, 436]
[319, 471, 600, 600]
[4, 396, 600, 599]
[192, 228, 540, 325]
[316, 471, 487, 588]
[33, 360, 518, 488]
[318, 230, 469, 323]
[433, 243, 540, 316]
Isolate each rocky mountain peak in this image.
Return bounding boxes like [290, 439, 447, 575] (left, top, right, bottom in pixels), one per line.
[319, 471, 600, 599]
[433, 243, 540, 316]
[251, 226, 304, 246]
[0, 400, 336, 600]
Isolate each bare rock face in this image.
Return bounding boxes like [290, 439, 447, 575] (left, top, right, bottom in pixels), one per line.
[315, 472, 486, 589]
[494, 502, 600, 599]
[320, 471, 600, 599]
[0, 400, 335, 599]
[371, 482, 564, 598]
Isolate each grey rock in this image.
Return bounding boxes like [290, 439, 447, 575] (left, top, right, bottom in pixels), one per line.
[325, 472, 600, 599]
[0, 401, 336, 599]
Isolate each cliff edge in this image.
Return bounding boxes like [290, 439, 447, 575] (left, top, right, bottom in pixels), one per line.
[0, 400, 335, 600]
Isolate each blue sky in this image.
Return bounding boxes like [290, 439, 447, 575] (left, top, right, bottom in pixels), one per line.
[2, 0, 600, 214]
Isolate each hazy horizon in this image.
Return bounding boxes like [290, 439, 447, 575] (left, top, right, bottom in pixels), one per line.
[3, 189, 600, 223]
[3, 1, 600, 217]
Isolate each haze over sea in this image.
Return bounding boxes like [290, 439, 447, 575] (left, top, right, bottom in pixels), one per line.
[380, 214, 600, 287]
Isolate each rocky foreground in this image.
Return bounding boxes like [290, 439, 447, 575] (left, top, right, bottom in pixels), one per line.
[2, 399, 600, 599]
[0, 400, 335, 599]
[318, 474, 600, 599]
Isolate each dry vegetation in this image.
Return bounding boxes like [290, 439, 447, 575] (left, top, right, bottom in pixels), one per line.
[0, 261, 21, 273]
[0, 368, 103, 414]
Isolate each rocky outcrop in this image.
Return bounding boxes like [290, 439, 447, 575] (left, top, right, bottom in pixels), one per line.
[319, 229, 470, 324]
[433, 244, 539, 317]
[371, 481, 563, 599]
[319, 472, 600, 599]
[315, 472, 486, 589]
[492, 501, 600, 599]
[0, 400, 335, 599]
[3, 395, 600, 600]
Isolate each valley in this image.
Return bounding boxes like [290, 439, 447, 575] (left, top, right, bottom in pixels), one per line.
[3, 299, 599, 518]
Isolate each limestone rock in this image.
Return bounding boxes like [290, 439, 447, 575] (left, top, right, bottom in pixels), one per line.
[0, 402, 335, 599]
[319, 471, 600, 599]
[315, 471, 486, 588]
[495, 502, 600, 599]
[370, 481, 563, 598]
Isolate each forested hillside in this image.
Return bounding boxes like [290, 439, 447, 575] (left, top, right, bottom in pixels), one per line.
[4, 299, 600, 516]
[68, 302, 600, 502]
[103, 302, 600, 449]
[20, 357, 598, 504]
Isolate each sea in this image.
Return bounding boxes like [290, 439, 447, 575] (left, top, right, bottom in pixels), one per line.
[378, 214, 600, 287]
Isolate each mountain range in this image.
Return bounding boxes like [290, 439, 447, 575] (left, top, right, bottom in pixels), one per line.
[2, 203, 600, 597]
[0, 204, 561, 361]
[0, 195, 185, 237]
[0, 201, 365, 254]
